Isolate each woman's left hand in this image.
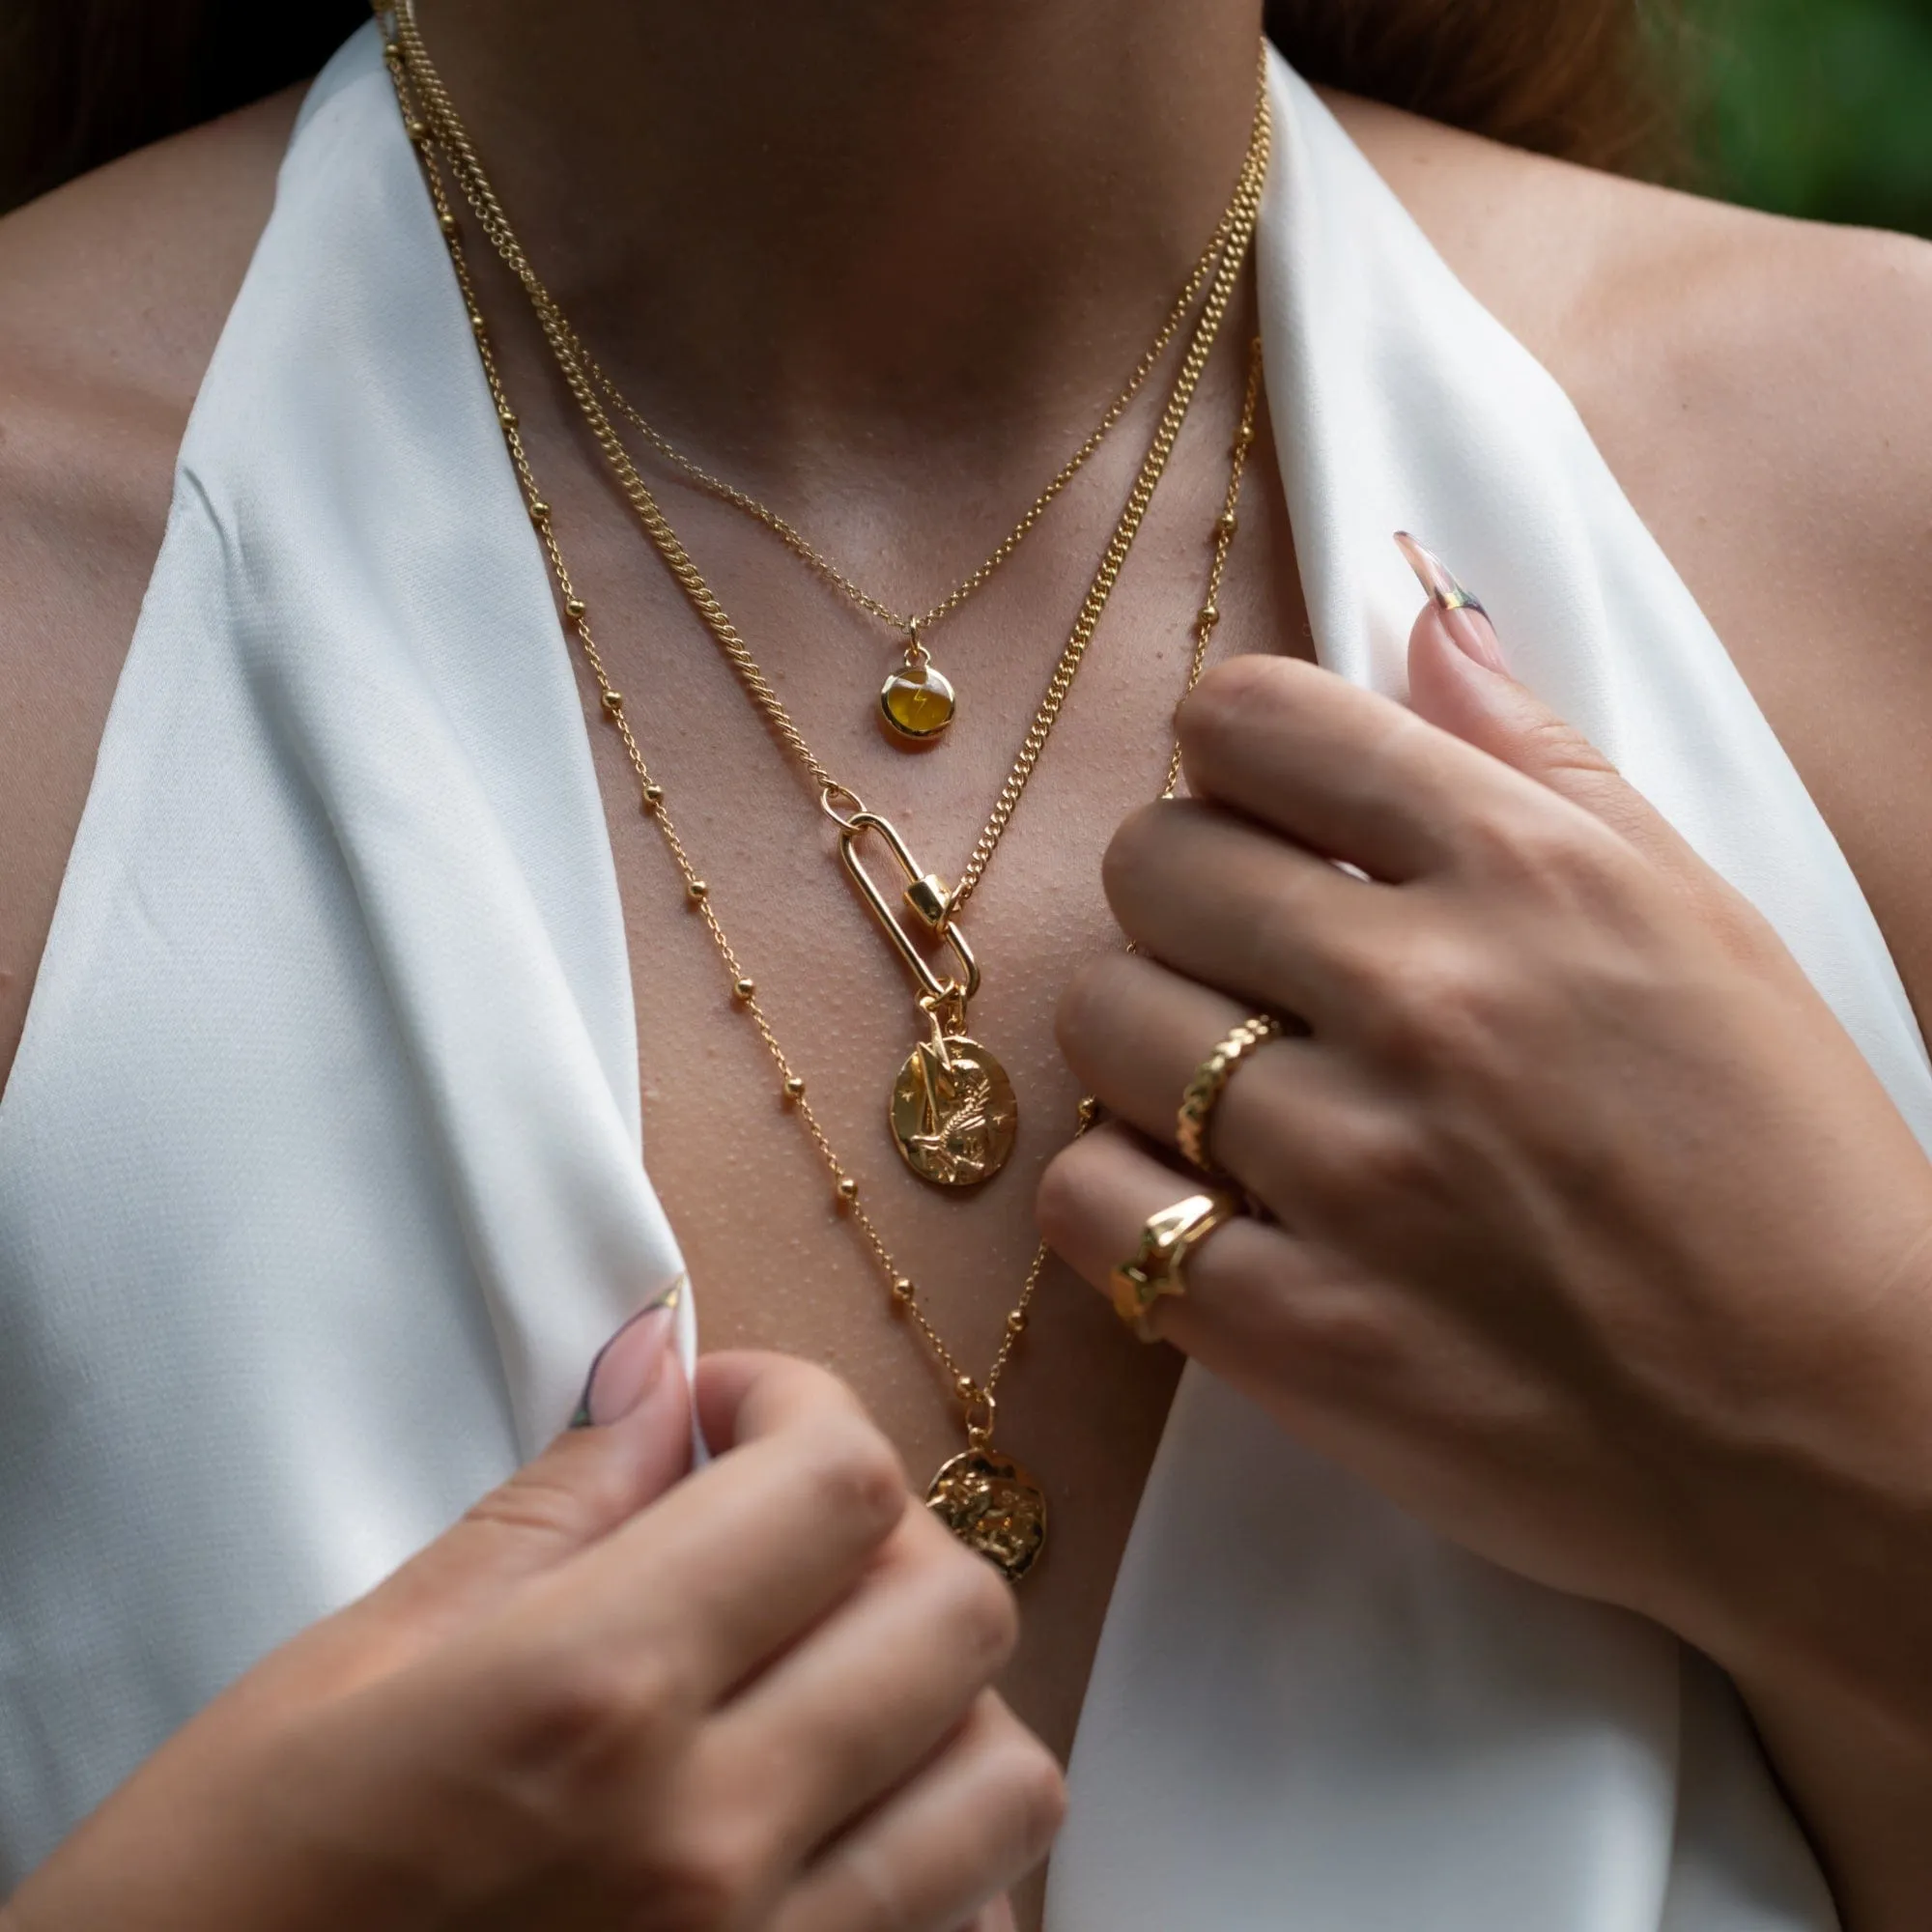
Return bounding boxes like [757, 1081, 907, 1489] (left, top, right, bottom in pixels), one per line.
[1037, 551, 1932, 1922]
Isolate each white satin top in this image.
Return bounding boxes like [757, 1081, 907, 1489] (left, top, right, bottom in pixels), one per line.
[4, 24, 1924, 1924]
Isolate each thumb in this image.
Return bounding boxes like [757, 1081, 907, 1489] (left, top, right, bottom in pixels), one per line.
[366, 1296, 693, 1640]
[189, 1300, 692, 1722]
[1395, 532, 1702, 880]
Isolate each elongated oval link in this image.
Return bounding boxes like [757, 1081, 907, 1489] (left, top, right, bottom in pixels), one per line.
[838, 811, 980, 1004]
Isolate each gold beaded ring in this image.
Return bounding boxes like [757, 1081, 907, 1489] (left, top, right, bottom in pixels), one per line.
[1110, 1191, 1243, 1341]
[1177, 1013, 1284, 1175]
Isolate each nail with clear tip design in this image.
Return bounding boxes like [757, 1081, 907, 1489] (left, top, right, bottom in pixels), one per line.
[570, 1288, 682, 1429]
[1394, 531, 1508, 674]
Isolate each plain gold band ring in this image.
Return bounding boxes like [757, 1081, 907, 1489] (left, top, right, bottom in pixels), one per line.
[1109, 1190, 1243, 1341]
[1177, 1013, 1283, 1174]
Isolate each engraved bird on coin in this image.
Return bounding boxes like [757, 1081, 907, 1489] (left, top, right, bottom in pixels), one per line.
[890, 1033, 1018, 1186]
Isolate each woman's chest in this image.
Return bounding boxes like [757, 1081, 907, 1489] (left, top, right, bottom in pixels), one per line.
[604, 646, 1200, 1766]
[562, 416, 1308, 1762]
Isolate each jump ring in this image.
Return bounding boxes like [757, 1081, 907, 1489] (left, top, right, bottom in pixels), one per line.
[1109, 1190, 1242, 1342]
[818, 782, 867, 829]
[1177, 1014, 1283, 1174]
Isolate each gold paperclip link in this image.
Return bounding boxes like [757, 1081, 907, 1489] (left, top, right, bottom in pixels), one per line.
[838, 811, 980, 1003]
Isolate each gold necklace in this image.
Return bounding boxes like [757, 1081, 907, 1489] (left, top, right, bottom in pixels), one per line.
[380, 21, 1266, 1577]
[590, 185, 1259, 750]
[388, 3, 1268, 1195]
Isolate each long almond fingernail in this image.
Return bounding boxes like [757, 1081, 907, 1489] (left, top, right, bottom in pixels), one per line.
[1394, 532, 1508, 673]
[571, 1302, 677, 1429]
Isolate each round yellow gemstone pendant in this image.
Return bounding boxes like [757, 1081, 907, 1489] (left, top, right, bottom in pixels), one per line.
[878, 658, 956, 744]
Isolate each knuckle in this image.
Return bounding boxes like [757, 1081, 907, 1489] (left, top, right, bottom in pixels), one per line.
[1494, 813, 1594, 892]
[1181, 653, 1296, 753]
[972, 1726, 1069, 1870]
[1034, 1137, 1104, 1253]
[1099, 800, 1178, 905]
[1316, 1110, 1443, 1211]
[1357, 931, 1506, 1070]
[461, 1463, 608, 1550]
[650, 1814, 767, 1929]
[1703, 883, 1787, 973]
[492, 1643, 689, 1795]
[801, 1411, 909, 1537]
[891, 1507, 1018, 1671]
[1054, 956, 1104, 1034]
[1457, 797, 1611, 903]
[1007, 1742, 1071, 1861]
[1247, 874, 1337, 995]
[762, 1350, 867, 1419]
[934, 1549, 1021, 1672]
[1053, 953, 1122, 1065]
[1274, 1275, 1405, 1384]
[1519, 715, 1620, 782]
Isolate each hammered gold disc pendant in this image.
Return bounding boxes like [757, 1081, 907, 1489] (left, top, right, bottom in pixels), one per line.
[926, 1446, 1047, 1580]
[890, 1029, 1018, 1187]
[879, 658, 956, 745]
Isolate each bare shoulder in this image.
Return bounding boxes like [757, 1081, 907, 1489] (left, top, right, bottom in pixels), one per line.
[0, 90, 298, 1094]
[1326, 90, 1932, 570]
[1331, 91, 1932, 1030]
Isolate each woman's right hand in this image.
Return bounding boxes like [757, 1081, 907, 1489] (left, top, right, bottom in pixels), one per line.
[6, 1328, 1062, 1932]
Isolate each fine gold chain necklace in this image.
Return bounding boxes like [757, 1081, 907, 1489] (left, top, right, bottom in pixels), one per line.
[590, 189, 1257, 749]
[380, 18, 1266, 1577]
[389, 0, 1268, 1197]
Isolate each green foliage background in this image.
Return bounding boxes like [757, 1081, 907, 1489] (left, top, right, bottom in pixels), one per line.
[1693, 0, 1932, 235]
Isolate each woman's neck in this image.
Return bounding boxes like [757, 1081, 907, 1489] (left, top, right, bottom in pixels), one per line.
[412, 0, 1264, 472]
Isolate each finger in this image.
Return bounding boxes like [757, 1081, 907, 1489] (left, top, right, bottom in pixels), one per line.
[1036, 1122, 1398, 1406]
[695, 1345, 877, 1454]
[363, 1300, 692, 1637]
[1057, 952, 1248, 1154]
[514, 1353, 912, 1706]
[1037, 1122, 1298, 1350]
[696, 1503, 1018, 1865]
[1101, 796, 1392, 1030]
[963, 1897, 1018, 1932]
[1176, 651, 1555, 882]
[1408, 593, 1790, 969]
[771, 1695, 1065, 1932]
[1059, 951, 1340, 1208]
[1398, 539, 1708, 885]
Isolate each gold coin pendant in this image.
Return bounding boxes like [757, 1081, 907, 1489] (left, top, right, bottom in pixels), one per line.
[879, 660, 956, 743]
[926, 1447, 1047, 1580]
[889, 1032, 1018, 1187]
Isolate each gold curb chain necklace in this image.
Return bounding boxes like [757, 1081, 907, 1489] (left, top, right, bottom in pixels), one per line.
[380, 12, 1269, 1577]
[389, 0, 1267, 1204]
